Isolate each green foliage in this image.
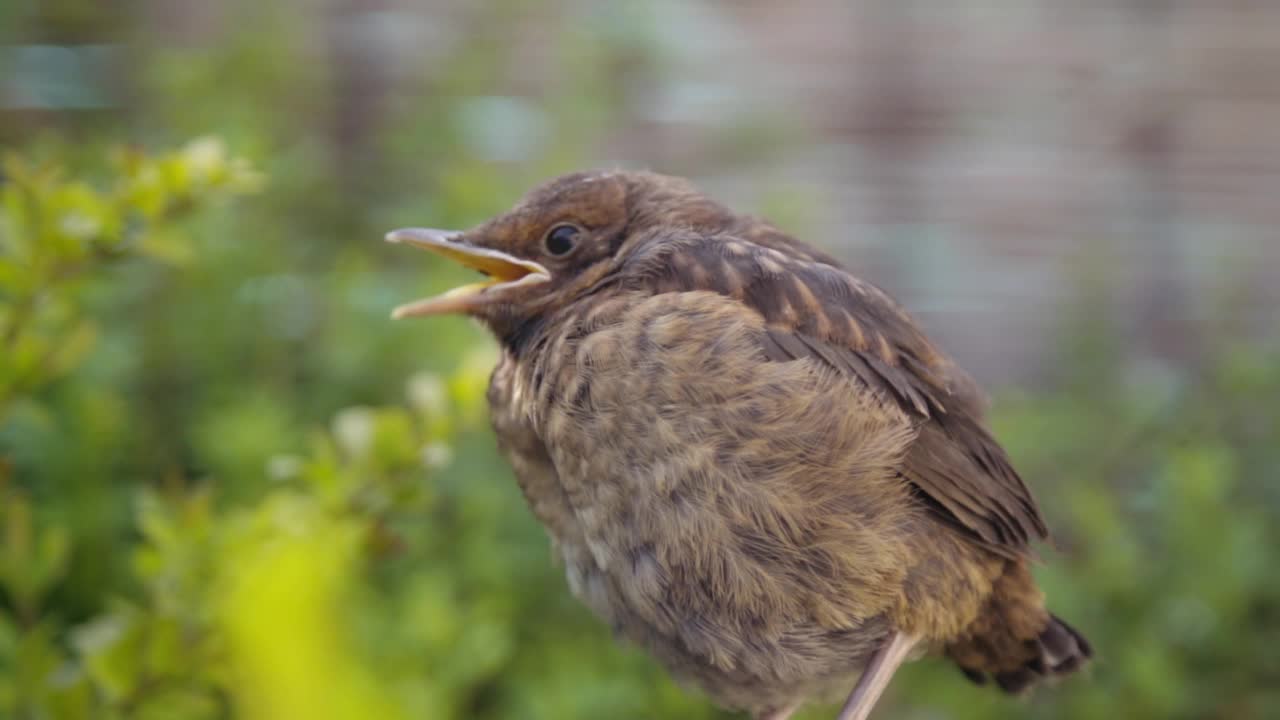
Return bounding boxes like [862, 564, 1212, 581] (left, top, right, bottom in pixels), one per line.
[0, 138, 261, 421]
[0, 139, 259, 718]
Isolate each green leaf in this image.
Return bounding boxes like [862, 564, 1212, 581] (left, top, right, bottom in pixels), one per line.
[135, 228, 195, 265]
[72, 612, 145, 702]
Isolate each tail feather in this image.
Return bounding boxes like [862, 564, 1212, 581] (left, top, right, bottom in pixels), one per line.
[1039, 614, 1093, 672]
[945, 561, 1092, 694]
[987, 615, 1093, 694]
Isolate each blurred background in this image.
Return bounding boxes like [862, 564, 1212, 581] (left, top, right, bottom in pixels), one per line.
[1, 1, 1277, 719]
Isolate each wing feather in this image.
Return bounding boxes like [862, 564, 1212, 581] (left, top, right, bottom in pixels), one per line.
[622, 232, 1048, 556]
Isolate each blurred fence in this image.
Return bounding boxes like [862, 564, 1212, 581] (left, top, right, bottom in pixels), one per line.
[4, 0, 1277, 387]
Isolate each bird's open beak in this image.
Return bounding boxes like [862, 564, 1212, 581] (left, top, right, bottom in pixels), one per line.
[385, 228, 550, 319]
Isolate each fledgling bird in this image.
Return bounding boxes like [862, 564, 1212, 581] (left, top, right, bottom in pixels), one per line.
[387, 171, 1091, 720]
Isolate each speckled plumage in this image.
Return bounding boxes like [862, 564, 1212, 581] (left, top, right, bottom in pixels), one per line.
[395, 171, 1091, 718]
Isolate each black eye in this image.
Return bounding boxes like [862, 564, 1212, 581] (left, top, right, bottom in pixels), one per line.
[544, 224, 579, 256]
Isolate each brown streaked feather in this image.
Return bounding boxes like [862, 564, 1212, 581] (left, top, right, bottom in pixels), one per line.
[619, 231, 1048, 556]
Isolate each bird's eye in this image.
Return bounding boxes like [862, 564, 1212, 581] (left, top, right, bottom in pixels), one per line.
[544, 224, 580, 256]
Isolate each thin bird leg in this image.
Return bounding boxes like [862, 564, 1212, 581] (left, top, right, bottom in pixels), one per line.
[834, 631, 918, 720]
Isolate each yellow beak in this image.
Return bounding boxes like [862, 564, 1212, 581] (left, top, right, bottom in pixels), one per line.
[385, 228, 550, 319]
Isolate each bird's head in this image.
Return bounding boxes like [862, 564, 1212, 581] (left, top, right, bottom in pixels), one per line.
[386, 170, 733, 344]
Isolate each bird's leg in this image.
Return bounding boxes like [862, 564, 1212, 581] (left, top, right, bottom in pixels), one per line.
[835, 631, 918, 720]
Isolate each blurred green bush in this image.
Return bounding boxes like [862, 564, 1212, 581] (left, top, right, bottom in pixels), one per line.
[1, 3, 1278, 719]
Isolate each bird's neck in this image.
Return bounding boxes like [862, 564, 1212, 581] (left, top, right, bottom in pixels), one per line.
[495, 313, 551, 359]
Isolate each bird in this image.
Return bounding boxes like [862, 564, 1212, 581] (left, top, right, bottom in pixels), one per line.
[386, 170, 1092, 720]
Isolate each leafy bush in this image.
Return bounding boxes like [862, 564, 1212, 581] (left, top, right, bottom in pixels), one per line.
[0, 138, 261, 420]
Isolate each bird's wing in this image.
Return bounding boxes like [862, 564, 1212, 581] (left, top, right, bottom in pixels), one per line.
[618, 231, 1048, 557]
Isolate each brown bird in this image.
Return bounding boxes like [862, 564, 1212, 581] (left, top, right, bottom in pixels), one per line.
[387, 171, 1091, 720]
